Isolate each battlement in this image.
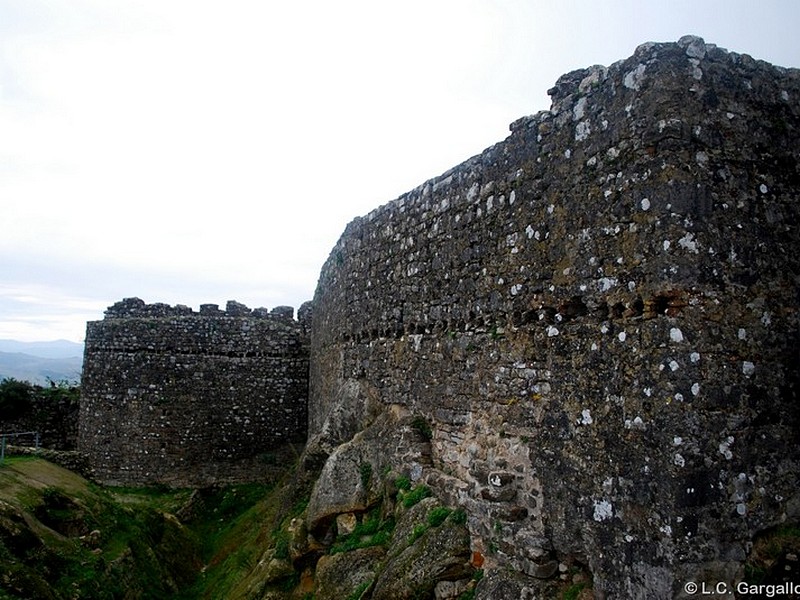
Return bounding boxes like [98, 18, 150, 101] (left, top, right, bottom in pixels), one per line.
[103, 297, 310, 323]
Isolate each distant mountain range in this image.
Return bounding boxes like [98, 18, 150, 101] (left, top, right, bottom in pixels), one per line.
[0, 340, 83, 385]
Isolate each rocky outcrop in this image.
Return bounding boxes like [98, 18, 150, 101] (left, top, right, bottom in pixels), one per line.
[307, 36, 800, 598]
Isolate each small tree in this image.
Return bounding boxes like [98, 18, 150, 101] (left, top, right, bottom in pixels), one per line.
[0, 378, 34, 420]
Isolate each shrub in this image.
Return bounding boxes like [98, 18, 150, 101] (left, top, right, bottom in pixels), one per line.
[410, 523, 428, 543]
[0, 378, 33, 420]
[394, 476, 411, 491]
[449, 508, 467, 525]
[401, 485, 431, 509]
[427, 507, 452, 527]
[329, 510, 395, 555]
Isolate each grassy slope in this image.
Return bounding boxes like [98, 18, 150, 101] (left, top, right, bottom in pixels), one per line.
[0, 456, 294, 600]
[0, 457, 201, 599]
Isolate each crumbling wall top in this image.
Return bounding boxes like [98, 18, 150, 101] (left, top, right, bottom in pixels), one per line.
[104, 297, 300, 322]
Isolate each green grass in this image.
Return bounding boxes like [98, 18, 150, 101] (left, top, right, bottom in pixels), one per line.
[562, 582, 587, 600]
[449, 508, 467, 525]
[359, 462, 373, 488]
[329, 508, 395, 555]
[427, 506, 452, 527]
[0, 457, 204, 599]
[401, 484, 431, 508]
[178, 483, 280, 599]
[743, 523, 800, 585]
[346, 579, 372, 600]
[0, 455, 313, 600]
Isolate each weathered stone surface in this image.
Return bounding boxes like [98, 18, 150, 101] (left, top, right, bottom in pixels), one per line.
[473, 569, 541, 600]
[79, 298, 310, 487]
[434, 579, 470, 599]
[306, 407, 431, 533]
[314, 546, 385, 600]
[308, 37, 800, 598]
[372, 511, 471, 600]
[0, 392, 79, 451]
[336, 512, 358, 536]
[249, 547, 295, 587]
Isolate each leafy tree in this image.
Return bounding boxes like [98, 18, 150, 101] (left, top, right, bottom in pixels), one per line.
[0, 378, 34, 420]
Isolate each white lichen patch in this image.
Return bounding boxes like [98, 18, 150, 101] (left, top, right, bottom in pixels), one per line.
[573, 96, 588, 121]
[575, 120, 592, 142]
[742, 361, 756, 376]
[678, 232, 699, 253]
[598, 277, 618, 292]
[624, 416, 645, 430]
[623, 63, 646, 90]
[669, 328, 684, 343]
[719, 436, 734, 460]
[593, 499, 613, 521]
[640, 197, 651, 210]
[580, 409, 593, 425]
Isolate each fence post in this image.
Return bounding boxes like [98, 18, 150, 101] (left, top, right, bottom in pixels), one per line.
[1, 435, 5, 465]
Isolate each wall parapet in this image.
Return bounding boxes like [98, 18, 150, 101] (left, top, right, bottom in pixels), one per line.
[104, 297, 303, 322]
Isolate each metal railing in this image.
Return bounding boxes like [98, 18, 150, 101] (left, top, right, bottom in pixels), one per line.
[0, 431, 40, 465]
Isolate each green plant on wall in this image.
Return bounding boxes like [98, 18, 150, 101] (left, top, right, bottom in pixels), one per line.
[411, 416, 433, 441]
[401, 484, 431, 509]
[359, 462, 373, 489]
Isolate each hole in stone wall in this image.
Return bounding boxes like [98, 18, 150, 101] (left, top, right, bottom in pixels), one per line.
[625, 296, 644, 318]
[558, 296, 588, 321]
[646, 290, 685, 317]
[610, 302, 626, 319]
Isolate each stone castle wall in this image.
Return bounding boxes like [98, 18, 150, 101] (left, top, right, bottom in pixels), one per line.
[79, 298, 311, 487]
[308, 37, 800, 597]
[0, 392, 79, 450]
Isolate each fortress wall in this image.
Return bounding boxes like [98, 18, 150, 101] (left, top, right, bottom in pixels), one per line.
[309, 38, 800, 596]
[79, 299, 309, 487]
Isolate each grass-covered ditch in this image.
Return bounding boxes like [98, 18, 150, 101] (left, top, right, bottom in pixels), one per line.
[0, 455, 286, 599]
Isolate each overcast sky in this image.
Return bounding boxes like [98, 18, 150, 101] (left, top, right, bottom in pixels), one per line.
[2, 1, 799, 342]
